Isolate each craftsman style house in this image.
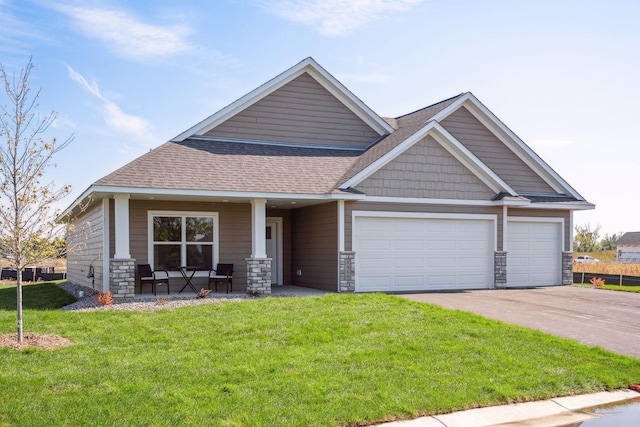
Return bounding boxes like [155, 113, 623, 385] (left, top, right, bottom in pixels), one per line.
[62, 58, 593, 297]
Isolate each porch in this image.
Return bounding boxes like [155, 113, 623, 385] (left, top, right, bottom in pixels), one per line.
[70, 193, 357, 299]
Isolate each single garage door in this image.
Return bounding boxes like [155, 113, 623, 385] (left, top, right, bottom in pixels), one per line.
[507, 219, 562, 287]
[354, 215, 495, 292]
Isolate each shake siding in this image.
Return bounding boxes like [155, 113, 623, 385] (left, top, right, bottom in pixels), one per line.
[129, 200, 252, 290]
[441, 107, 556, 194]
[354, 135, 495, 200]
[204, 73, 380, 148]
[291, 202, 338, 291]
[67, 203, 104, 290]
[343, 201, 503, 251]
[508, 208, 571, 251]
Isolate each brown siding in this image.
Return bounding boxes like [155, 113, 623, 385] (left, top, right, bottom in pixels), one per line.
[129, 200, 252, 290]
[67, 203, 104, 290]
[441, 106, 556, 194]
[508, 208, 571, 251]
[344, 201, 503, 251]
[291, 202, 338, 291]
[354, 135, 495, 200]
[204, 73, 380, 148]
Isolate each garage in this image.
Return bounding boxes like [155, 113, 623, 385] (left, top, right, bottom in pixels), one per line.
[507, 218, 563, 287]
[353, 213, 495, 292]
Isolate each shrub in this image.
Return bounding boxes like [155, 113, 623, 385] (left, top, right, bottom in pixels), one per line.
[94, 291, 113, 305]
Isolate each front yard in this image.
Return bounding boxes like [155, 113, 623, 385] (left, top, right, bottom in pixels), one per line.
[1, 282, 639, 426]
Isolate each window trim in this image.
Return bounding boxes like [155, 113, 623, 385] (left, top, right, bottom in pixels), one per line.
[148, 211, 219, 270]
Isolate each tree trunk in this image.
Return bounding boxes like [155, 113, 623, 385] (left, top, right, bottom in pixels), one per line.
[16, 270, 23, 343]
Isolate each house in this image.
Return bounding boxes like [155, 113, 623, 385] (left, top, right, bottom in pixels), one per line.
[61, 57, 594, 298]
[615, 232, 640, 263]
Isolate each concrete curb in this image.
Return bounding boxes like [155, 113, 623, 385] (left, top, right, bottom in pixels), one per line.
[377, 389, 640, 427]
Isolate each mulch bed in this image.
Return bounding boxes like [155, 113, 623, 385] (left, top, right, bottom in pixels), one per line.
[0, 332, 74, 351]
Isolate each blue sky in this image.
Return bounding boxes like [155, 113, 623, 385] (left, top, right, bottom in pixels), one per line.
[1, 0, 638, 237]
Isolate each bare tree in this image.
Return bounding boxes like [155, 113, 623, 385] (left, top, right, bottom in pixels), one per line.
[0, 58, 72, 343]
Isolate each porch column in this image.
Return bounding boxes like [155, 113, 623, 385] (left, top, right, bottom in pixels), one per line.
[113, 194, 131, 259]
[251, 199, 267, 258]
[111, 194, 135, 299]
[247, 199, 271, 295]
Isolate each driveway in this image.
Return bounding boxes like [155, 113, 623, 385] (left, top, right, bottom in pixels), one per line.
[401, 286, 640, 359]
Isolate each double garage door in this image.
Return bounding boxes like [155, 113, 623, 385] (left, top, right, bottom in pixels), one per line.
[353, 214, 562, 292]
[354, 215, 495, 292]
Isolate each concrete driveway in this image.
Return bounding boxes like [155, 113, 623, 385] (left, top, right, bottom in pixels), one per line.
[401, 286, 640, 359]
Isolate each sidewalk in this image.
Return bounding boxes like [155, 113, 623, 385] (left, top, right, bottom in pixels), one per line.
[377, 389, 640, 427]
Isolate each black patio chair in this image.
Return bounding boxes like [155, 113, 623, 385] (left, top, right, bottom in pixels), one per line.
[208, 264, 234, 294]
[137, 264, 170, 295]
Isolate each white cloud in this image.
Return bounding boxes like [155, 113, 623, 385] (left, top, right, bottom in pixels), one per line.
[52, 3, 194, 60]
[258, 0, 422, 36]
[66, 65, 154, 139]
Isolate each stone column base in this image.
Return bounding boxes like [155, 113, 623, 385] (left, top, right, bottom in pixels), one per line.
[246, 258, 272, 295]
[110, 258, 136, 299]
[494, 251, 507, 289]
[339, 251, 355, 292]
[562, 252, 573, 285]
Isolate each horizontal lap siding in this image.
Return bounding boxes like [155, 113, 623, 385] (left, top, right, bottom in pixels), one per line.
[354, 135, 495, 200]
[344, 201, 502, 251]
[129, 200, 252, 290]
[67, 203, 104, 290]
[204, 73, 379, 148]
[291, 202, 338, 291]
[508, 208, 571, 251]
[441, 107, 556, 194]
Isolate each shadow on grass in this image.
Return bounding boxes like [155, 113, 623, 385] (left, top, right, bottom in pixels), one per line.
[0, 282, 76, 310]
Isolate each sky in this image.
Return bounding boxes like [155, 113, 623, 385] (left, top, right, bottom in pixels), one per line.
[0, 0, 638, 237]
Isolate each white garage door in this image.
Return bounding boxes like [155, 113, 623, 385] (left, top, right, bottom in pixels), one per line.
[507, 220, 562, 287]
[354, 215, 494, 292]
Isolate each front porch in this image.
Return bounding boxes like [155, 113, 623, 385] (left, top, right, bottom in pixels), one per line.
[78, 194, 356, 299]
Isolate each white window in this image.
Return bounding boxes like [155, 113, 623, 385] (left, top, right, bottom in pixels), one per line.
[148, 211, 219, 270]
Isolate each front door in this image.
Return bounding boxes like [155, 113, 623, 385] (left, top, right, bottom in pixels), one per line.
[266, 218, 282, 285]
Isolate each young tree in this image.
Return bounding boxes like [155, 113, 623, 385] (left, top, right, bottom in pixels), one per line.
[573, 224, 601, 252]
[0, 59, 72, 343]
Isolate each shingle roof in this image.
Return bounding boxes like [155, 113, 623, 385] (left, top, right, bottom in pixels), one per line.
[94, 94, 466, 196]
[615, 232, 640, 245]
[95, 139, 360, 194]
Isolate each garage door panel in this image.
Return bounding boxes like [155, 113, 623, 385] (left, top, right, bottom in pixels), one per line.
[394, 258, 424, 269]
[359, 258, 391, 269]
[394, 239, 424, 250]
[357, 238, 391, 250]
[355, 216, 494, 292]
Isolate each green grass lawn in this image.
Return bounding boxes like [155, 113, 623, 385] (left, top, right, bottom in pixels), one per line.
[1, 283, 639, 426]
[574, 283, 640, 293]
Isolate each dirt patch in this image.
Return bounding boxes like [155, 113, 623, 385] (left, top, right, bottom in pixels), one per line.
[0, 332, 74, 351]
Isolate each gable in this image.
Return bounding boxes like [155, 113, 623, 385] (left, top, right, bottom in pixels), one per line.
[203, 73, 381, 148]
[354, 134, 496, 200]
[440, 106, 556, 194]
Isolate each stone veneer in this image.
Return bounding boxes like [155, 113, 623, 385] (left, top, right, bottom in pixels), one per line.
[110, 258, 136, 299]
[494, 251, 507, 289]
[246, 258, 271, 295]
[562, 252, 573, 285]
[339, 251, 356, 292]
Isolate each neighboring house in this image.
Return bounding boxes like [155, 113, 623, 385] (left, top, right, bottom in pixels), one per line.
[615, 232, 640, 263]
[61, 58, 594, 298]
